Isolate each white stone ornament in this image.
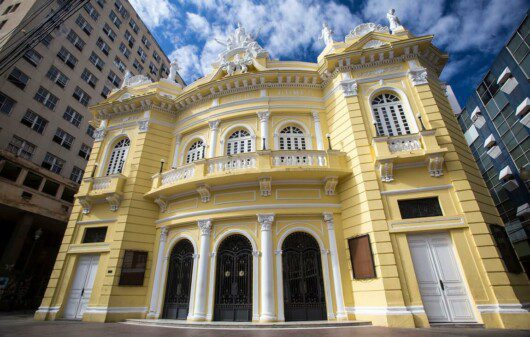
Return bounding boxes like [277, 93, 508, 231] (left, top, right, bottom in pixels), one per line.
[363, 40, 387, 49]
[319, 22, 334, 46]
[387, 8, 405, 34]
[121, 69, 152, 89]
[408, 68, 428, 86]
[346, 23, 389, 40]
[340, 79, 358, 97]
[167, 59, 179, 82]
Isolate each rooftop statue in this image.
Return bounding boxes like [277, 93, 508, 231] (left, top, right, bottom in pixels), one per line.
[387, 8, 405, 33]
[319, 22, 334, 46]
[166, 59, 179, 83]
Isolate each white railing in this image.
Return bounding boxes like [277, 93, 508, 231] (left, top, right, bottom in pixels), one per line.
[388, 134, 422, 153]
[272, 150, 327, 167]
[161, 164, 195, 185]
[92, 177, 112, 191]
[208, 152, 257, 174]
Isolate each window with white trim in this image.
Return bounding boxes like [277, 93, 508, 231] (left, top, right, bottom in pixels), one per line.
[96, 37, 110, 56]
[371, 93, 411, 136]
[41, 153, 65, 174]
[46, 66, 69, 88]
[66, 29, 85, 51]
[75, 15, 93, 35]
[34, 87, 58, 110]
[63, 106, 83, 127]
[81, 68, 97, 88]
[103, 23, 116, 41]
[57, 47, 78, 69]
[21, 110, 47, 133]
[186, 140, 205, 164]
[79, 143, 91, 160]
[279, 126, 307, 150]
[226, 129, 252, 155]
[7, 135, 35, 160]
[89, 52, 105, 70]
[70, 166, 85, 184]
[106, 138, 130, 175]
[53, 128, 75, 150]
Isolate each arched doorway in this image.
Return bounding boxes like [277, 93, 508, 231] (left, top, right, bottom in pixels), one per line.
[214, 235, 253, 321]
[162, 239, 194, 319]
[282, 232, 327, 321]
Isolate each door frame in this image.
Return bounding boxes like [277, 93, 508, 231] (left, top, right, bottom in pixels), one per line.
[63, 254, 100, 320]
[156, 234, 199, 319]
[276, 227, 334, 321]
[207, 229, 259, 321]
[407, 231, 477, 323]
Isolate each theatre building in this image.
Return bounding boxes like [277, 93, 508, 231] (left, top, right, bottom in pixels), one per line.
[35, 12, 530, 329]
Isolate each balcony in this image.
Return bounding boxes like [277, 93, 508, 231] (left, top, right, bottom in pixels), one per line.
[371, 130, 447, 182]
[76, 174, 126, 214]
[147, 150, 349, 200]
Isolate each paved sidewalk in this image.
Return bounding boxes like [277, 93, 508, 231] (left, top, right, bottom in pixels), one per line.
[1, 313, 530, 337]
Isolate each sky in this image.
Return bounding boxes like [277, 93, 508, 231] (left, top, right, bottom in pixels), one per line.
[129, 0, 529, 106]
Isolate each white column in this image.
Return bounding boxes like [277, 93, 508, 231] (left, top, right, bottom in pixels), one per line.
[192, 219, 212, 320]
[171, 134, 181, 168]
[323, 213, 347, 320]
[208, 120, 220, 158]
[257, 111, 270, 150]
[147, 226, 168, 318]
[258, 214, 276, 321]
[312, 111, 324, 151]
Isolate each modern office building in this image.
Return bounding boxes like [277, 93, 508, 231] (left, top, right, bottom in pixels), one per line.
[0, 0, 183, 310]
[36, 12, 530, 329]
[456, 11, 530, 276]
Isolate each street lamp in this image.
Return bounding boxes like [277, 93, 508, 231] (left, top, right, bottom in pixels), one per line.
[159, 159, 165, 174]
[326, 133, 332, 150]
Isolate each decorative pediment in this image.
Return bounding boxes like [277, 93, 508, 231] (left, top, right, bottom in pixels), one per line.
[121, 71, 152, 89]
[362, 39, 389, 49]
[212, 23, 268, 77]
[346, 23, 390, 40]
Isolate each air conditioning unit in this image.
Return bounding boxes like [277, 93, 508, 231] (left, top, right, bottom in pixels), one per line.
[516, 98, 530, 128]
[471, 107, 485, 128]
[499, 166, 519, 191]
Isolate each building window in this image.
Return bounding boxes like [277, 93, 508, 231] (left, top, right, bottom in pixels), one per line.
[109, 10, 122, 28]
[89, 52, 105, 71]
[41, 33, 53, 47]
[477, 71, 500, 106]
[34, 87, 58, 110]
[348, 235, 376, 279]
[490, 224, 523, 273]
[82, 227, 107, 243]
[70, 166, 84, 184]
[0, 162, 22, 181]
[371, 93, 411, 136]
[101, 86, 111, 99]
[61, 188, 75, 203]
[66, 29, 85, 51]
[226, 129, 252, 155]
[137, 46, 147, 62]
[7, 135, 35, 160]
[279, 126, 306, 150]
[7, 67, 29, 89]
[42, 179, 59, 196]
[72, 86, 91, 106]
[23, 49, 42, 67]
[46, 66, 69, 88]
[141, 35, 151, 49]
[152, 50, 161, 63]
[0, 92, 15, 115]
[87, 125, 96, 138]
[63, 106, 83, 127]
[96, 0, 106, 8]
[113, 56, 126, 73]
[106, 138, 130, 175]
[0, 20, 7, 30]
[119, 43, 131, 59]
[124, 30, 135, 48]
[132, 59, 143, 73]
[107, 70, 121, 88]
[114, 0, 128, 18]
[506, 15, 530, 78]
[75, 15, 93, 35]
[129, 18, 139, 34]
[23, 171, 43, 190]
[96, 37, 110, 56]
[119, 250, 148, 286]
[57, 47, 78, 69]
[83, 2, 99, 21]
[41, 153, 65, 174]
[398, 197, 443, 219]
[79, 143, 91, 160]
[103, 23, 116, 41]
[3, 3, 19, 15]
[21, 110, 47, 133]
[148, 62, 158, 75]
[81, 68, 98, 88]
[53, 128, 75, 150]
[186, 140, 205, 164]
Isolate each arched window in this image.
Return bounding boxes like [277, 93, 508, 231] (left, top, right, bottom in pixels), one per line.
[226, 129, 252, 155]
[279, 126, 306, 150]
[371, 93, 411, 136]
[106, 138, 130, 175]
[186, 140, 204, 164]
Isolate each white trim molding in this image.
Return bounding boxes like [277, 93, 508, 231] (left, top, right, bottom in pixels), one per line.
[477, 303, 530, 314]
[84, 306, 148, 314]
[35, 306, 60, 314]
[346, 305, 425, 316]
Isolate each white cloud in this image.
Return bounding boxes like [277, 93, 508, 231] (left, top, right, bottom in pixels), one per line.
[169, 45, 201, 81]
[186, 12, 211, 38]
[129, 0, 177, 28]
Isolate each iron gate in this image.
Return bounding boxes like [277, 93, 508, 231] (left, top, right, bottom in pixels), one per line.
[282, 232, 327, 321]
[163, 240, 194, 319]
[214, 235, 253, 321]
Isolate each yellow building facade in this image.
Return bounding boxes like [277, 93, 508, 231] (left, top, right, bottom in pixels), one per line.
[35, 14, 530, 329]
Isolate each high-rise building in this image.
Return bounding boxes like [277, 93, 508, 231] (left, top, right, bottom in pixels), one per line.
[36, 11, 530, 329]
[456, 11, 530, 276]
[0, 0, 183, 310]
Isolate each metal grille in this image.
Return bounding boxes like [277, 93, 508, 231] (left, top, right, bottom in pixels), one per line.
[214, 235, 253, 322]
[282, 232, 327, 321]
[163, 240, 194, 319]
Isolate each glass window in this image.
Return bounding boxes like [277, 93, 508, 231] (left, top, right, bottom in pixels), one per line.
[23, 171, 43, 190]
[23, 49, 42, 67]
[34, 87, 58, 110]
[7, 67, 29, 89]
[63, 106, 83, 127]
[83, 227, 107, 243]
[279, 126, 307, 150]
[96, 37, 110, 56]
[89, 52, 105, 71]
[398, 197, 443, 219]
[226, 129, 252, 155]
[6, 135, 35, 159]
[371, 93, 412, 136]
[70, 166, 84, 184]
[21, 110, 47, 133]
[106, 138, 130, 175]
[41, 153, 65, 174]
[107, 70, 121, 88]
[66, 29, 85, 51]
[109, 10, 122, 28]
[57, 47, 78, 69]
[83, 2, 99, 20]
[73, 86, 91, 106]
[75, 15, 93, 35]
[0, 92, 15, 115]
[42, 179, 59, 196]
[46, 66, 69, 88]
[53, 128, 75, 150]
[186, 140, 205, 164]
[81, 68, 98, 88]
[78, 143, 91, 160]
[0, 162, 21, 181]
[103, 23, 116, 41]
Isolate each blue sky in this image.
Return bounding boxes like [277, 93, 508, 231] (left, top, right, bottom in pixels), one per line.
[129, 0, 528, 105]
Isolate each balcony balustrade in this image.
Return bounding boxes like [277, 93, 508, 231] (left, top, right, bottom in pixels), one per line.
[76, 174, 126, 214]
[147, 150, 349, 199]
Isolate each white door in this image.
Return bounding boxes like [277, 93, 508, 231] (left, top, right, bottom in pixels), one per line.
[408, 233, 475, 323]
[64, 255, 99, 319]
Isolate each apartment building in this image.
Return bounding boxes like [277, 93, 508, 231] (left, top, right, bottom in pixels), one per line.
[0, 0, 183, 310]
[456, 11, 530, 277]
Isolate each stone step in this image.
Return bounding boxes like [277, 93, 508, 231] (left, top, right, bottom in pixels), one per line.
[430, 323, 485, 329]
[124, 319, 372, 329]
